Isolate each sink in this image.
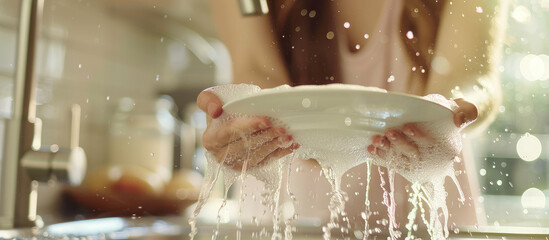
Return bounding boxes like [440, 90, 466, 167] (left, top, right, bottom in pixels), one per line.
[1, 217, 548, 239]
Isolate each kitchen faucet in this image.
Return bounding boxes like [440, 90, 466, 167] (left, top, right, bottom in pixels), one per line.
[238, 0, 269, 16]
[0, 0, 86, 229]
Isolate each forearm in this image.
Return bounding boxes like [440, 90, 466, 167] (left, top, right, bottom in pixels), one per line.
[426, 0, 509, 133]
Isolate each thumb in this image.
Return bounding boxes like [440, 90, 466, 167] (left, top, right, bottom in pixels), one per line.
[197, 89, 223, 119]
[453, 98, 478, 128]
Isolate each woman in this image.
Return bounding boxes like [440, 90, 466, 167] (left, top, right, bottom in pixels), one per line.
[197, 0, 507, 232]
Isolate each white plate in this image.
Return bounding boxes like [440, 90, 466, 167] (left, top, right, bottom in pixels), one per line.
[223, 85, 453, 134]
[223, 84, 454, 168]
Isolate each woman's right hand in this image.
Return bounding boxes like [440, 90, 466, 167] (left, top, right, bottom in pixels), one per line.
[196, 89, 299, 170]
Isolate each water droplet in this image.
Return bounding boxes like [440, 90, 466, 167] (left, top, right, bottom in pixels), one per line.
[497, 180, 503, 186]
[308, 10, 316, 18]
[479, 169, 486, 176]
[476, 6, 483, 13]
[106, 96, 110, 100]
[343, 22, 350, 28]
[156, 74, 160, 81]
[516, 133, 542, 162]
[355, 44, 360, 50]
[150, 152, 156, 157]
[364, 33, 369, 39]
[387, 75, 395, 82]
[78, 64, 82, 69]
[300, 9, 308, 16]
[406, 31, 414, 39]
[344, 117, 352, 126]
[301, 98, 311, 108]
[160, 37, 164, 42]
[326, 31, 335, 40]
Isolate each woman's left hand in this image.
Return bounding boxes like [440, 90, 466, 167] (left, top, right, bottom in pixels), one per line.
[367, 98, 478, 161]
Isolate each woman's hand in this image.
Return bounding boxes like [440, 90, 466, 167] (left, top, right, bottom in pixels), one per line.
[197, 89, 299, 170]
[367, 98, 478, 164]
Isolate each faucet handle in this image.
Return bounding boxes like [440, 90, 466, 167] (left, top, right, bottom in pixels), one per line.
[21, 104, 87, 185]
[50, 146, 86, 185]
[238, 0, 269, 16]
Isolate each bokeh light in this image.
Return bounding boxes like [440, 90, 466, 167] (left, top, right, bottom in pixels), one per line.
[519, 54, 546, 81]
[516, 133, 542, 162]
[540, 54, 549, 81]
[521, 188, 546, 209]
[511, 5, 531, 23]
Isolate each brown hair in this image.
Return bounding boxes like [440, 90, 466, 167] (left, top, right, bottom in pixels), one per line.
[269, 0, 446, 93]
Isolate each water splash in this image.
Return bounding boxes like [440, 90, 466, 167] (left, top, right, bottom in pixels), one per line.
[362, 160, 372, 240]
[191, 84, 470, 239]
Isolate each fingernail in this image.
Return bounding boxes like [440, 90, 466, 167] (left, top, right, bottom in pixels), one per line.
[259, 121, 270, 129]
[207, 102, 220, 118]
[374, 138, 384, 147]
[380, 138, 388, 147]
[377, 141, 384, 148]
[404, 129, 415, 136]
[367, 145, 375, 153]
[387, 132, 397, 141]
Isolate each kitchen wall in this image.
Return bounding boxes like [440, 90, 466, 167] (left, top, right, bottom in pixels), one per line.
[0, 0, 19, 118]
[34, 0, 229, 171]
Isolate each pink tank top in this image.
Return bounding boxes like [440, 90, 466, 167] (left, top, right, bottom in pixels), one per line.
[338, 0, 417, 94]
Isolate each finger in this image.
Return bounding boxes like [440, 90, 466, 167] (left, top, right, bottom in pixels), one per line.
[216, 135, 293, 169]
[247, 136, 294, 166]
[212, 127, 286, 156]
[197, 90, 224, 119]
[375, 147, 387, 159]
[367, 145, 386, 159]
[402, 123, 434, 145]
[245, 127, 287, 149]
[372, 135, 390, 151]
[203, 117, 272, 150]
[385, 129, 420, 160]
[258, 143, 301, 166]
[367, 145, 376, 154]
[453, 98, 478, 127]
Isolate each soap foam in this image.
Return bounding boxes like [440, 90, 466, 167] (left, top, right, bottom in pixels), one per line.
[190, 84, 467, 240]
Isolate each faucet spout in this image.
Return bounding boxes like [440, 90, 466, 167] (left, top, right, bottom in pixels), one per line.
[238, 0, 269, 16]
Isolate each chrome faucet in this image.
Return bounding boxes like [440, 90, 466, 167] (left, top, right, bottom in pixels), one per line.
[238, 0, 269, 16]
[0, 0, 86, 229]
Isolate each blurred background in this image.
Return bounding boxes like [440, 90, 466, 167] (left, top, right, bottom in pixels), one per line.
[0, 0, 548, 238]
